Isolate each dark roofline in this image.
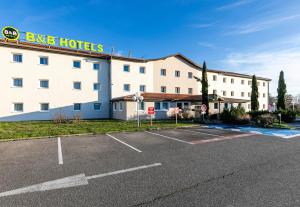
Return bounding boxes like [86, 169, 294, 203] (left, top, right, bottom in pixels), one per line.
[0, 39, 271, 81]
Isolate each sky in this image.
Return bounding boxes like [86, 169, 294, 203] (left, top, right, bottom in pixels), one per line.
[0, 0, 299, 96]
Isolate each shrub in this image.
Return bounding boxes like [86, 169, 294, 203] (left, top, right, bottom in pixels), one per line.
[255, 114, 275, 127]
[276, 110, 296, 123]
[248, 110, 269, 120]
[53, 113, 68, 124]
[220, 106, 250, 124]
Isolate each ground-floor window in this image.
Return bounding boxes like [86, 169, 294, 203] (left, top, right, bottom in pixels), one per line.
[224, 103, 228, 109]
[74, 103, 81, 111]
[155, 102, 161, 110]
[113, 102, 117, 111]
[94, 103, 101, 111]
[138, 101, 145, 110]
[214, 103, 218, 109]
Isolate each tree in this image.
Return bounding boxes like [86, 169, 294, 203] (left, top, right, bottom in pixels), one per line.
[251, 75, 259, 111]
[277, 71, 287, 110]
[202, 61, 209, 114]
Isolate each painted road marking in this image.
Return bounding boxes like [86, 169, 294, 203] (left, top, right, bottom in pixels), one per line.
[181, 129, 223, 137]
[57, 137, 63, 165]
[0, 163, 162, 198]
[282, 134, 300, 139]
[249, 131, 262, 134]
[106, 133, 142, 153]
[191, 133, 253, 144]
[230, 129, 241, 132]
[146, 131, 194, 145]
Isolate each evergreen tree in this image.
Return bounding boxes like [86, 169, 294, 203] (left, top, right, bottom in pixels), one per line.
[202, 61, 209, 114]
[277, 70, 287, 110]
[251, 75, 259, 111]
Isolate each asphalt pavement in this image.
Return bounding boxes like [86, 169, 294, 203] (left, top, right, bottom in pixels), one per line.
[0, 126, 300, 207]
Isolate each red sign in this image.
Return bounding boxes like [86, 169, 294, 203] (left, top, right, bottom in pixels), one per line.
[201, 104, 207, 112]
[148, 107, 155, 115]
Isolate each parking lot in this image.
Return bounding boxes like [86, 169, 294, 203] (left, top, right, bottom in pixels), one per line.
[1, 126, 300, 206]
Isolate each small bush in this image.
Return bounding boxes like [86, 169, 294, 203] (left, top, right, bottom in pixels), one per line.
[72, 114, 82, 124]
[220, 106, 250, 124]
[248, 110, 269, 120]
[276, 110, 296, 123]
[255, 114, 275, 127]
[53, 113, 68, 124]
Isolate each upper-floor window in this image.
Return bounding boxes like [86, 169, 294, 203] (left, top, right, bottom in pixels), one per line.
[94, 103, 101, 111]
[175, 87, 180, 94]
[140, 85, 146, 92]
[93, 63, 100, 70]
[73, 60, 81, 68]
[188, 88, 193, 94]
[74, 103, 81, 111]
[93, 83, 101, 90]
[223, 91, 227, 96]
[73, 82, 81, 90]
[14, 103, 23, 112]
[13, 78, 23, 87]
[123, 65, 130, 72]
[231, 78, 234, 84]
[123, 84, 130, 92]
[263, 82, 266, 87]
[161, 69, 166, 76]
[40, 80, 49, 88]
[175, 70, 180, 77]
[213, 75, 217, 81]
[139, 66, 146, 74]
[241, 92, 245, 97]
[40, 103, 49, 111]
[188, 72, 193, 79]
[161, 86, 166, 93]
[13, 54, 22, 63]
[248, 92, 251, 97]
[40, 57, 48, 65]
[263, 93, 266, 98]
[223, 77, 227, 83]
[231, 91, 234, 96]
[241, 80, 245, 85]
[248, 80, 252, 85]
[213, 89, 217, 95]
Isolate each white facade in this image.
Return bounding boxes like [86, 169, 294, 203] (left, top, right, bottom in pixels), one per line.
[0, 42, 270, 121]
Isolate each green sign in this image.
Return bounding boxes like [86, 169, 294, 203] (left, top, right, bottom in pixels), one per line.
[2, 26, 19, 40]
[1, 26, 104, 53]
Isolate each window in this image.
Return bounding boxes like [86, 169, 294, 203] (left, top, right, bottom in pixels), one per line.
[188, 72, 193, 79]
[93, 63, 100, 70]
[123, 65, 130, 72]
[94, 103, 101, 111]
[231, 78, 234, 84]
[40, 57, 48, 65]
[263, 82, 266, 87]
[14, 103, 23, 112]
[241, 80, 245, 85]
[223, 91, 227, 96]
[139, 66, 145, 74]
[162, 102, 169, 110]
[119, 102, 123, 111]
[73, 82, 81, 90]
[13, 78, 23, 87]
[248, 80, 252, 85]
[224, 103, 229, 109]
[40, 80, 49, 88]
[213, 75, 217, 81]
[214, 103, 218, 109]
[263, 104, 266, 109]
[177, 102, 183, 109]
[231, 91, 234, 96]
[113, 102, 117, 111]
[160, 69, 166, 76]
[175, 87, 180, 94]
[248, 92, 251, 97]
[263, 93, 266, 98]
[175, 70, 180, 77]
[183, 102, 189, 109]
[241, 92, 245, 97]
[93, 83, 100, 90]
[140, 85, 146, 92]
[188, 88, 193, 94]
[74, 103, 81, 111]
[213, 90, 217, 95]
[223, 77, 227, 83]
[154, 102, 161, 110]
[13, 54, 22, 62]
[40, 103, 49, 111]
[161, 86, 166, 93]
[123, 84, 130, 91]
[73, 60, 81, 68]
[138, 102, 145, 110]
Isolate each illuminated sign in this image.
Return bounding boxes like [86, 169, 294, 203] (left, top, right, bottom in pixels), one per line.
[1, 26, 104, 53]
[2, 26, 19, 40]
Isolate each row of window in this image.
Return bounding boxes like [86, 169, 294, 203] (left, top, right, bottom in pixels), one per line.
[213, 90, 266, 98]
[212, 75, 266, 86]
[11, 54, 101, 70]
[11, 78, 101, 90]
[12, 103, 102, 112]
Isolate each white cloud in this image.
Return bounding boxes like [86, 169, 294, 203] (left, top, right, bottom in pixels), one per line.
[216, 0, 254, 11]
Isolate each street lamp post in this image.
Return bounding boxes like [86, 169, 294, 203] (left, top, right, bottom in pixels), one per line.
[132, 92, 144, 127]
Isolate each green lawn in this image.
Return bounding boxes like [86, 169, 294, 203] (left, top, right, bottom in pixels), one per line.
[0, 119, 195, 141]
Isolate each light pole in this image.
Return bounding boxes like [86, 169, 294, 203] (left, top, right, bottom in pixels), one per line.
[132, 92, 144, 127]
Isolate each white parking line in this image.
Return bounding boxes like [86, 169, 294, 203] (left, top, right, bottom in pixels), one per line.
[282, 134, 300, 139]
[181, 129, 223, 137]
[250, 131, 262, 134]
[57, 137, 63, 165]
[146, 131, 194, 145]
[106, 133, 142, 153]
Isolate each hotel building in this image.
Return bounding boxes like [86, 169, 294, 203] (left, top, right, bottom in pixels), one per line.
[0, 39, 271, 121]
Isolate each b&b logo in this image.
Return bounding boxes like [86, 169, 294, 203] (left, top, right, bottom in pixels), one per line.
[2, 26, 19, 40]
